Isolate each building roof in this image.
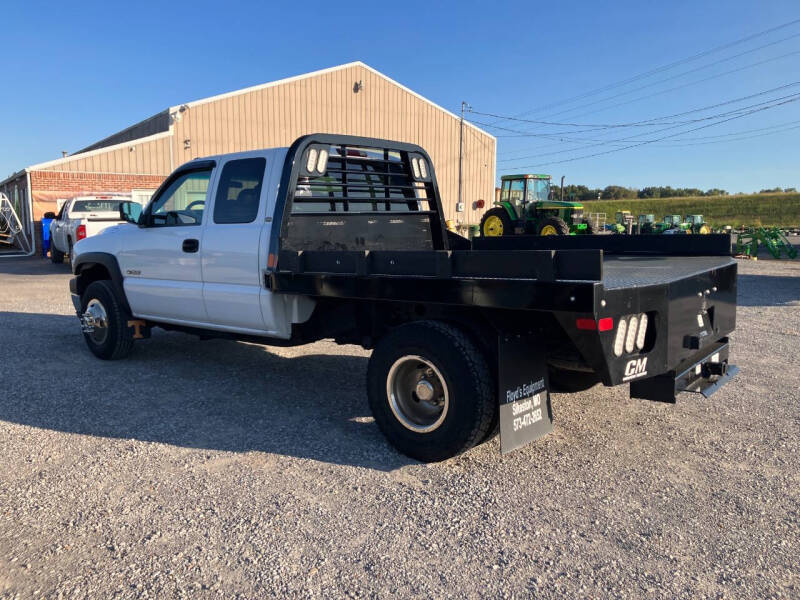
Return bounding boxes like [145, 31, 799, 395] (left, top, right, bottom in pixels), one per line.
[68, 61, 492, 159]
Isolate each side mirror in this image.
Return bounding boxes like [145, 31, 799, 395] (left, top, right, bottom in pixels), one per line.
[43, 211, 56, 219]
[119, 201, 143, 226]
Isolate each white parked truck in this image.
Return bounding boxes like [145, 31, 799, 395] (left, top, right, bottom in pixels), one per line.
[46, 195, 137, 263]
[68, 134, 739, 461]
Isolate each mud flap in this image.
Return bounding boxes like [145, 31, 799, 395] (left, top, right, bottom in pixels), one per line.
[498, 334, 554, 454]
[127, 319, 151, 340]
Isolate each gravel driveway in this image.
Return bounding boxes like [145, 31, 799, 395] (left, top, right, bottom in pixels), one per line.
[0, 255, 798, 599]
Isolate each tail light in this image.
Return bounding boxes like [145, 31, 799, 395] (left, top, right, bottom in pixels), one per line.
[613, 313, 650, 356]
[76, 224, 87, 241]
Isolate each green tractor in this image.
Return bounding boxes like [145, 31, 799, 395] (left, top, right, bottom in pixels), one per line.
[480, 174, 593, 237]
[660, 214, 690, 234]
[637, 214, 657, 234]
[684, 214, 712, 234]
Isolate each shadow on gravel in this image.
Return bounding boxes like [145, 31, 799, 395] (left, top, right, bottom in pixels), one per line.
[0, 256, 71, 276]
[0, 311, 413, 472]
[737, 274, 800, 307]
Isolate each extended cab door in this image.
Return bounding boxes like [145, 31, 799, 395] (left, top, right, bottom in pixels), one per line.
[52, 201, 70, 252]
[200, 155, 272, 332]
[117, 163, 214, 324]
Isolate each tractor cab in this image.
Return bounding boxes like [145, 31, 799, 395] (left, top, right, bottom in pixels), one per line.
[684, 214, 711, 234]
[480, 174, 591, 237]
[637, 213, 656, 234]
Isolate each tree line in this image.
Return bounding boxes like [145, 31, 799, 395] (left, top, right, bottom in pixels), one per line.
[558, 184, 798, 201]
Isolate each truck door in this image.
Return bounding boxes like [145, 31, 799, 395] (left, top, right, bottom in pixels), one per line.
[117, 164, 213, 324]
[52, 201, 69, 251]
[200, 155, 272, 332]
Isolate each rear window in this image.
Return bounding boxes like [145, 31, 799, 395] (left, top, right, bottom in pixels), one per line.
[291, 144, 435, 214]
[213, 158, 266, 224]
[71, 200, 124, 212]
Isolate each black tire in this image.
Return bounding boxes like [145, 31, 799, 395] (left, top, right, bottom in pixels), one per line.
[585, 219, 595, 234]
[537, 216, 570, 236]
[50, 242, 65, 264]
[367, 321, 496, 462]
[548, 367, 600, 393]
[480, 207, 514, 237]
[80, 280, 135, 360]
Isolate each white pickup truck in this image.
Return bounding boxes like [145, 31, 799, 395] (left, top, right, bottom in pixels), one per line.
[68, 134, 739, 461]
[46, 195, 136, 263]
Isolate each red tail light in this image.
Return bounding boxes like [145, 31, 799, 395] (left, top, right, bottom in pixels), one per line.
[76, 224, 87, 241]
[576, 317, 614, 332]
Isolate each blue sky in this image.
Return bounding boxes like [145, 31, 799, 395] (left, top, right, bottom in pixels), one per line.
[1, 0, 798, 193]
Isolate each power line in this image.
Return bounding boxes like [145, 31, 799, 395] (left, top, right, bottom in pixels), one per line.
[482, 31, 800, 129]
[481, 85, 800, 143]
[497, 94, 800, 170]
[497, 118, 800, 161]
[485, 17, 800, 125]
[549, 48, 800, 123]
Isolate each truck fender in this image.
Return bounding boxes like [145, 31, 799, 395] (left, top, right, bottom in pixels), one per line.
[71, 252, 132, 315]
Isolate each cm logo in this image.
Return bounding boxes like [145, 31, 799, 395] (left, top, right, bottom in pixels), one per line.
[623, 357, 648, 381]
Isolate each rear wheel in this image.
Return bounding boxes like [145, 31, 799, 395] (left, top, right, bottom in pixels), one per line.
[50, 242, 65, 264]
[367, 321, 496, 462]
[538, 217, 569, 236]
[80, 280, 134, 360]
[480, 208, 513, 237]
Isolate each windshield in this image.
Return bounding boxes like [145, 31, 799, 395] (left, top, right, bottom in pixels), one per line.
[71, 200, 124, 213]
[525, 179, 550, 203]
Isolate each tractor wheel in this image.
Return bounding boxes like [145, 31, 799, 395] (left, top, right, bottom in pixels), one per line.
[537, 217, 569, 236]
[480, 208, 513, 237]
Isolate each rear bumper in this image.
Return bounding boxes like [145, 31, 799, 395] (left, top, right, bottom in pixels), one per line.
[629, 339, 738, 403]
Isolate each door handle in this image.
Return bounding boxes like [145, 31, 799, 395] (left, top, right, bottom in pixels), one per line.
[182, 238, 199, 253]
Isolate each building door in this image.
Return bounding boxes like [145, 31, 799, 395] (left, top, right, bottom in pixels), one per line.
[117, 166, 213, 324]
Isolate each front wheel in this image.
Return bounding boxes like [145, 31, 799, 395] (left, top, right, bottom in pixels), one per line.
[80, 280, 135, 360]
[367, 321, 496, 462]
[480, 208, 514, 237]
[538, 216, 570, 236]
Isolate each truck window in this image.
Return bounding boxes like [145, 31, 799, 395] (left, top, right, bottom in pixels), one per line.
[213, 158, 265, 224]
[149, 169, 211, 226]
[71, 200, 124, 213]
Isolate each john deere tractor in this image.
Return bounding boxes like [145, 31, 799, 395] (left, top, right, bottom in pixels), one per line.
[480, 174, 592, 237]
[684, 214, 711, 234]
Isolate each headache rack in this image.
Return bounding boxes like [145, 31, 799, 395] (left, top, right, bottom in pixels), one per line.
[275, 135, 449, 253]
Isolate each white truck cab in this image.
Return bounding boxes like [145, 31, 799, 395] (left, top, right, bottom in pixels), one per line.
[73, 148, 314, 339]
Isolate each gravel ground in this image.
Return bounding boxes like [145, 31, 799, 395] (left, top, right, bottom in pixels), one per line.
[0, 253, 798, 599]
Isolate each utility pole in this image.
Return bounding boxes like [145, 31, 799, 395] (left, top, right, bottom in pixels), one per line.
[458, 101, 471, 212]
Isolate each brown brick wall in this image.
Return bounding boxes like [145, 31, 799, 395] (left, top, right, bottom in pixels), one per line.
[30, 171, 166, 220]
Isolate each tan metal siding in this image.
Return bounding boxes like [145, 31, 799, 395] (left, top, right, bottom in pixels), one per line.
[37, 135, 172, 176]
[172, 64, 495, 224]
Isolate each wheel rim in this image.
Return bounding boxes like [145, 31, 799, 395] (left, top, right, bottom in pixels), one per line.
[483, 215, 504, 236]
[386, 355, 449, 433]
[540, 224, 558, 235]
[83, 298, 109, 345]
[699, 225, 710, 234]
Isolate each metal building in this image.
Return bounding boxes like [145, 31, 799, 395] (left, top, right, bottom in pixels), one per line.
[0, 62, 495, 252]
